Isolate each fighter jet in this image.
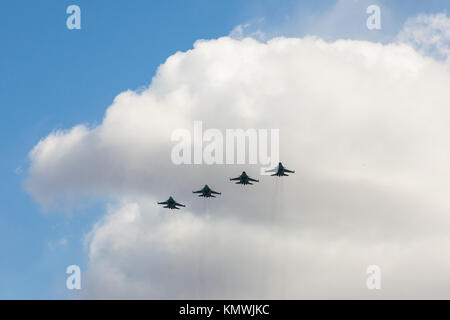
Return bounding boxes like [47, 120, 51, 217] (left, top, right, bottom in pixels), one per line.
[157, 196, 186, 210]
[230, 171, 259, 185]
[266, 162, 295, 176]
[192, 185, 221, 198]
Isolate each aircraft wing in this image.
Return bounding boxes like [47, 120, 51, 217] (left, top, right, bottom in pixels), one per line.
[265, 168, 277, 172]
[158, 201, 168, 205]
[211, 190, 221, 195]
[248, 177, 259, 182]
[192, 190, 203, 194]
[284, 169, 295, 173]
[230, 177, 240, 181]
[174, 202, 185, 207]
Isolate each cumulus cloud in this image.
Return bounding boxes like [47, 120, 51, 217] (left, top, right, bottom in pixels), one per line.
[27, 35, 450, 298]
[82, 200, 450, 299]
[398, 12, 450, 62]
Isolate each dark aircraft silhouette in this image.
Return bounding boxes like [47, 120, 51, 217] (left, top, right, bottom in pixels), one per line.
[157, 196, 185, 209]
[193, 185, 221, 197]
[230, 171, 259, 185]
[266, 162, 295, 176]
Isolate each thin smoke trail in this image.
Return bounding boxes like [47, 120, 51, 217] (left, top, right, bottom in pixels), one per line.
[278, 177, 288, 298]
[197, 197, 212, 298]
[196, 197, 207, 298]
[260, 177, 282, 298]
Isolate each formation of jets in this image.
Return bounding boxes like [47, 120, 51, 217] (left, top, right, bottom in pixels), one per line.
[158, 162, 295, 210]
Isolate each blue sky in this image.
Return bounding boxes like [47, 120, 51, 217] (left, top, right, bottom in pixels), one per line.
[0, 0, 449, 299]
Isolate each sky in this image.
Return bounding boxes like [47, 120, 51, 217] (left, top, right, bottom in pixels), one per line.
[1, 0, 450, 299]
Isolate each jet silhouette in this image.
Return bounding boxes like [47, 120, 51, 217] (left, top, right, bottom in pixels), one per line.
[157, 196, 186, 209]
[192, 184, 221, 197]
[230, 171, 259, 185]
[266, 162, 295, 176]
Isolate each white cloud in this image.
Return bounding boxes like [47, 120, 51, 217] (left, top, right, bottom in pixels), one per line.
[229, 20, 266, 41]
[83, 200, 450, 299]
[398, 13, 450, 62]
[27, 35, 450, 298]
